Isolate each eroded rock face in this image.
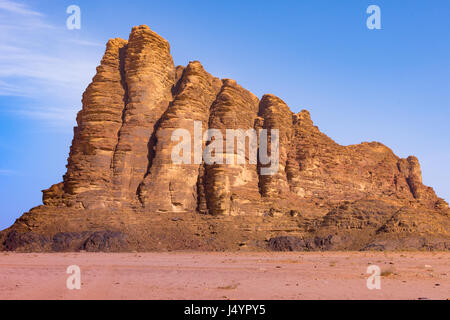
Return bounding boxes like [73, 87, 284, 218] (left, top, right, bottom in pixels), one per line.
[258, 94, 294, 198]
[48, 25, 447, 213]
[138, 61, 222, 213]
[287, 110, 444, 209]
[202, 79, 261, 216]
[62, 38, 128, 208]
[7, 25, 449, 252]
[111, 25, 176, 205]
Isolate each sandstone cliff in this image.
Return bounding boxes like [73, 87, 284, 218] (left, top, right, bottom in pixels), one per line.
[1, 25, 449, 252]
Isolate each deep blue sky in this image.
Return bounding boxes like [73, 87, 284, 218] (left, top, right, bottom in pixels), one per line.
[0, 0, 449, 229]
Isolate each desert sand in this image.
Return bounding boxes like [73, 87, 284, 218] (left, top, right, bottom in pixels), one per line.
[0, 252, 448, 300]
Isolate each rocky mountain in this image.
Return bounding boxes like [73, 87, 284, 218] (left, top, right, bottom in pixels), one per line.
[1, 25, 449, 252]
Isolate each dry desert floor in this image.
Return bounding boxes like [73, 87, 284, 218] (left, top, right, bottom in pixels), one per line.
[0, 252, 448, 300]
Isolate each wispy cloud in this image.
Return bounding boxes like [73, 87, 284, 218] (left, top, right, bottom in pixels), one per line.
[0, 0, 103, 127]
[0, 79, 22, 95]
[12, 105, 80, 126]
[0, 169, 17, 176]
[66, 39, 104, 47]
[0, 0, 42, 16]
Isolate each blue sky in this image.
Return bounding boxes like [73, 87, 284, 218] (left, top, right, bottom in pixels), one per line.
[0, 0, 449, 230]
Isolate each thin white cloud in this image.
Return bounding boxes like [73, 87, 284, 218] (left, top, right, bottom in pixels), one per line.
[13, 106, 79, 123]
[0, 79, 22, 95]
[66, 39, 104, 47]
[0, 0, 103, 127]
[0, 0, 42, 16]
[0, 52, 96, 86]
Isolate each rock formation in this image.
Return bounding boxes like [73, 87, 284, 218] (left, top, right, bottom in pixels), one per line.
[1, 25, 449, 252]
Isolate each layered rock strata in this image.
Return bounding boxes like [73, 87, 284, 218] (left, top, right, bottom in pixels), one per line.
[2, 25, 448, 252]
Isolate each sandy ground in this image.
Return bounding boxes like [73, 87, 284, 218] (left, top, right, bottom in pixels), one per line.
[0, 252, 448, 300]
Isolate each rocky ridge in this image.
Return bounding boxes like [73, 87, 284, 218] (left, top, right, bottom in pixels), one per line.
[1, 25, 449, 252]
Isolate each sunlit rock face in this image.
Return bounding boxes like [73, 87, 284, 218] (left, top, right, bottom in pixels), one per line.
[3, 25, 448, 253]
[53, 25, 446, 214]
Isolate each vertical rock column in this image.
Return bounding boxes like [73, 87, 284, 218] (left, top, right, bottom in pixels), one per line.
[111, 25, 175, 205]
[139, 61, 222, 212]
[257, 94, 293, 198]
[63, 38, 128, 208]
[285, 110, 315, 198]
[204, 80, 261, 215]
[398, 156, 438, 204]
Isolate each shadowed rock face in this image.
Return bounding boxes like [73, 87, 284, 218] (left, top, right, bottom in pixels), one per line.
[2, 25, 448, 252]
[4, 230, 129, 252]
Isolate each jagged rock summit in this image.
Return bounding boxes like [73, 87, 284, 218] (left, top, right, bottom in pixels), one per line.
[1, 25, 449, 252]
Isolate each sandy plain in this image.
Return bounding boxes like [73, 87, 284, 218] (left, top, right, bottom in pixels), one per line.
[0, 252, 448, 300]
